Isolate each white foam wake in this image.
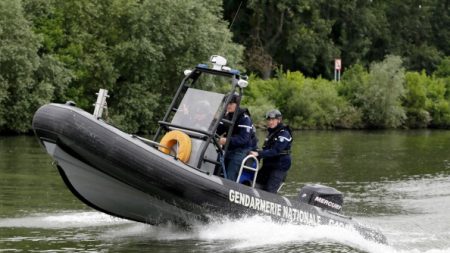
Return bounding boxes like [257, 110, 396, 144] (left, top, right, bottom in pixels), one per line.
[197, 216, 390, 252]
[0, 211, 130, 229]
[100, 215, 393, 252]
[2, 212, 449, 252]
[100, 215, 450, 253]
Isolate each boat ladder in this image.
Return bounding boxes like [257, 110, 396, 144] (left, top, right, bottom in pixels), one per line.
[236, 155, 259, 187]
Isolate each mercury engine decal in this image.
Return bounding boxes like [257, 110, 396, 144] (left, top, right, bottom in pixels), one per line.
[314, 196, 342, 210]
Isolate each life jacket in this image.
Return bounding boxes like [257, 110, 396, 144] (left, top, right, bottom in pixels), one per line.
[262, 123, 292, 155]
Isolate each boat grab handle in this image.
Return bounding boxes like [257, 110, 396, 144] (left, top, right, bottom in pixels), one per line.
[132, 134, 169, 150]
[158, 121, 212, 138]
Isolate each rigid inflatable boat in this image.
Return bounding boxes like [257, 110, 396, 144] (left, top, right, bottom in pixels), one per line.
[32, 56, 386, 243]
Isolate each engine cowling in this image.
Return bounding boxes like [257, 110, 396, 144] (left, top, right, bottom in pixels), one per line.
[298, 184, 344, 213]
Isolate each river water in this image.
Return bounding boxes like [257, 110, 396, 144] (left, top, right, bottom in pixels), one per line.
[1, 130, 449, 252]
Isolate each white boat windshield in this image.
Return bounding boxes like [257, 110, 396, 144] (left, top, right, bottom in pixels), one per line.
[171, 88, 225, 132]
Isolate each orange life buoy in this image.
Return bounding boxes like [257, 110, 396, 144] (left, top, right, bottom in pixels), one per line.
[158, 130, 192, 163]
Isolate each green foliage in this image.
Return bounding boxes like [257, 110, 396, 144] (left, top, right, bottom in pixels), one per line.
[224, 0, 448, 78]
[338, 64, 369, 108]
[109, 84, 160, 134]
[1, 1, 450, 133]
[287, 77, 354, 129]
[239, 53, 450, 129]
[359, 55, 406, 128]
[434, 56, 450, 99]
[225, 0, 340, 79]
[1, 0, 243, 134]
[106, 0, 243, 131]
[246, 71, 355, 129]
[242, 96, 276, 128]
[435, 57, 450, 77]
[339, 56, 407, 128]
[0, 0, 58, 133]
[425, 76, 450, 128]
[403, 72, 431, 128]
[244, 74, 279, 126]
[283, 2, 339, 79]
[245, 71, 306, 126]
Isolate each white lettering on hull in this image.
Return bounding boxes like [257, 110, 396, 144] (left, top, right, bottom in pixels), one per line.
[229, 189, 326, 226]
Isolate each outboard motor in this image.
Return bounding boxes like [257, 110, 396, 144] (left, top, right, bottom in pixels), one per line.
[298, 184, 343, 213]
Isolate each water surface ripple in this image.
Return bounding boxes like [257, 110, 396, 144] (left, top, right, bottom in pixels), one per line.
[1, 131, 449, 252]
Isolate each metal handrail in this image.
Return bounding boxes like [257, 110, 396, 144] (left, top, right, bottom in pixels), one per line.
[236, 155, 259, 187]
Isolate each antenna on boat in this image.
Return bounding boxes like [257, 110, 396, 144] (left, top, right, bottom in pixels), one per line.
[93, 88, 109, 119]
[216, 1, 243, 56]
[229, 1, 243, 30]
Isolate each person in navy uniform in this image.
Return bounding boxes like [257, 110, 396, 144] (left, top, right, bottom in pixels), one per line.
[250, 109, 292, 193]
[218, 94, 257, 181]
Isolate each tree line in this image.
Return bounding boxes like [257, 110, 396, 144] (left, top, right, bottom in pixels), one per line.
[0, 0, 449, 134]
[245, 55, 450, 129]
[224, 0, 449, 79]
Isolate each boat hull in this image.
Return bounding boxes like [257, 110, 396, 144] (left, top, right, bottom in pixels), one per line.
[32, 103, 387, 243]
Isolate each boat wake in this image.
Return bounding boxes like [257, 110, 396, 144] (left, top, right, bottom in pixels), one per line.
[100, 215, 450, 253]
[98, 215, 390, 252]
[194, 216, 389, 252]
[1, 211, 449, 253]
[0, 211, 130, 229]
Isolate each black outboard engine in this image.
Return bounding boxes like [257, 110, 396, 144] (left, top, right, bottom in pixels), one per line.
[298, 184, 343, 213]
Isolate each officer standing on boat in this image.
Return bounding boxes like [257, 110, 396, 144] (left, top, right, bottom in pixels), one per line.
[250, 109, 292, 193]
[218, 94, 257, 181]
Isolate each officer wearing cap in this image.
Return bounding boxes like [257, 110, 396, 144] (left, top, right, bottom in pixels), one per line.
[217, 94, 258, 181]
[250, 109, 292, 193]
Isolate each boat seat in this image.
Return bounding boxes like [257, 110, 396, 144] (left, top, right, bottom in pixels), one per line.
[236, 155, 259, 187]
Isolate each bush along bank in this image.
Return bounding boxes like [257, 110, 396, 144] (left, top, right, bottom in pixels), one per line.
[244, 55, 450, 130]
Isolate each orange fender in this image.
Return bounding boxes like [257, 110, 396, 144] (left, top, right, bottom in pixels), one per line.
[158, 130, 192, 163]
